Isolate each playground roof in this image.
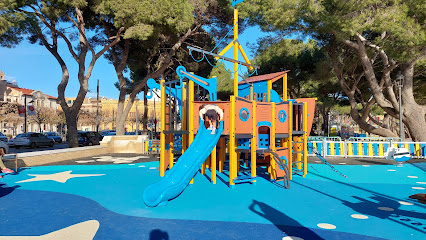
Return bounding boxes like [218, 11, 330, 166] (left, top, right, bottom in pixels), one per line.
[238, 70, 290, 85]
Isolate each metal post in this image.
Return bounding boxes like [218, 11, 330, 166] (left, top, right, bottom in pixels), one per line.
[24, 95, 27, 133]
[96, 79, 99, 132]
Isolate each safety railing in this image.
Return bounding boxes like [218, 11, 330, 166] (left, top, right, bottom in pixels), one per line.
[308, 139, 426, 159]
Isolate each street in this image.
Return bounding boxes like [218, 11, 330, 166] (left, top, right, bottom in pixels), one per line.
[8, 142, 70, 154]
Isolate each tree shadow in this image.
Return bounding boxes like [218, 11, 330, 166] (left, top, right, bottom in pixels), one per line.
[149, 229, 169, 240]
[249, 199, 325, 240]
[0, 183, 20, 198]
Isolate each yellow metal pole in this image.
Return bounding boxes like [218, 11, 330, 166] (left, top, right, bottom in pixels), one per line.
[233, 9, 239, 97]
[270, 102, 276, 180]
[212, 146, 217, 184]
[188, 80, 194, 184]
[160, 80, 166, 177]
[267, 80, 272, 103]
[230, 96, 236, 186]
[250, 85, 253, 101]
[182, 82, 187, 153]
[303, 102, 308, 177]
[288, 101, 293, 180]
[251, 100, 257, 183]
[283, 74, 288, 101]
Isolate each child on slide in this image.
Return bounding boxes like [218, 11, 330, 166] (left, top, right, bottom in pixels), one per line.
[199, 105, 223, 135]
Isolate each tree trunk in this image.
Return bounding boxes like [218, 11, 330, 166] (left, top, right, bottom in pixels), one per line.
[65, 113, 79, 148]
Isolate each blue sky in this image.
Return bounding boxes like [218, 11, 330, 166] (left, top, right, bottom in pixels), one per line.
[0, 26, 266, 100]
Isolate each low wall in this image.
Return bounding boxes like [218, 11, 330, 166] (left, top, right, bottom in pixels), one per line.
[100, 135, 147, 154]
[8, 135, 149, 168]
[16, 145, 109, 167]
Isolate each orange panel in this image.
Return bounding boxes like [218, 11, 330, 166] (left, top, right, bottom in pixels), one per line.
[295, 98, 316, 137]
[193, 101, 230, 135]
[275, 102, 289, 134]
[234, 97, 253, 134]
[256, 102, 273, 124]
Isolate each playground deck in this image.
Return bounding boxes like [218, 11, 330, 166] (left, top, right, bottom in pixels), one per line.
[0, 157, 425, 240]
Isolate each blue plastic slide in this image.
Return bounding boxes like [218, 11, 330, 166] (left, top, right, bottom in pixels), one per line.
[143, 120, 224, 207]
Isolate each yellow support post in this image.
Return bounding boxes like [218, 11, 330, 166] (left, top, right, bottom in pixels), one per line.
[250, 85, 253, 101]
[270, 102, 276, 180]
[233, 9, 239, 97]
[188, 80, 194, 184]
[160, 80, 166, 177]
[211, 146, 217, 184]
[229, 96, 236, 186]
[283, 74, 288, 101]
[216, 41, 234, 60]
[297, 136, 302, 170]
[251, 100, 257, 183]
[144, 141, 148, 153]
[303, 102, 308, 177]
[379, 143, 384, 156]
[182, 82, 187, 153]
[415, 143, 421, 157]
[357, 143, 363, 157]
[169, 134, 174, 168]
[267, 80, 272, 102]
[288, 101, 293, 180]
[237, 44, 253, 71]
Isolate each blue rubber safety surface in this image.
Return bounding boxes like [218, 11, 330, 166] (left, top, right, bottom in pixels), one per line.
[0, 160, 425, 240]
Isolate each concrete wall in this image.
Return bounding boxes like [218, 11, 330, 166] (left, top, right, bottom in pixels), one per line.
[100, 135, 147, 154]
[15, 145, 109, 167]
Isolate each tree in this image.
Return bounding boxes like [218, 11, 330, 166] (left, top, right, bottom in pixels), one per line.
[241, 0, 426, 141]
[29, 106, 55, 133]
[99, 0, 235, 135]
[1, 1, 124, 146]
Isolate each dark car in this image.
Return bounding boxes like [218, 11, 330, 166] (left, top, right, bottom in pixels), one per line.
[0, 132, 8, 142]
[45, 132, 63, 143]
[14, 132, 55, 149]
[78, 131, 102, 146]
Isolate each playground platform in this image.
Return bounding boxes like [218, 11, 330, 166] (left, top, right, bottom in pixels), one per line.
[0, 155, 425, 240]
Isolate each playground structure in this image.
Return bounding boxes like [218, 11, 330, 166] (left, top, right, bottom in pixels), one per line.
[143, 0, 315, 207]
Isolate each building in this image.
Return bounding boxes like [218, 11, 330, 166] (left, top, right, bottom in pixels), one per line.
[0, 70, 60, 137]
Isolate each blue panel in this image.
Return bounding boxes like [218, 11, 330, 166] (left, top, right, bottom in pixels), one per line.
[317, 142, 322, 153]
[278, 110, 287, 123]
[409, 144, 416, 156]
[335, 143, 340, 156]
[258, 134, 270, 149]
[237, 138, 250, 150]
[373, 144, 378, 156]
[307, 143, 313, 154]
[422, 144, 426, 156]
[363, 143, 368, 156]
[383, 143, 389, 154]
[258, 121, 272, 127]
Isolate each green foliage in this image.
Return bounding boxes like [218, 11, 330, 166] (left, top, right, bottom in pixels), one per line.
[209, 64, 233, 100]
[240, 0, 426, 62]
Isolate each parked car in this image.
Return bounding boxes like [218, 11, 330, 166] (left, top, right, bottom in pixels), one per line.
[78, 131, 102, 146]
[45, 132, 63, 143]
[0, 140, 9, 154]
[100, 130, 115, 136]
[106, 131, 116, 136]
[0, 132, 8, 142]
[7, 138, 14, 147]
[14, 132, 55, 149]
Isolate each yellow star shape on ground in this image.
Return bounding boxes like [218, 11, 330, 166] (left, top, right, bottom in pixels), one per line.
[16, 171, 105, 183]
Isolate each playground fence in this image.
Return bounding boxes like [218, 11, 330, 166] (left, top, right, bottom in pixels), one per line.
[308, 139, 426, 159]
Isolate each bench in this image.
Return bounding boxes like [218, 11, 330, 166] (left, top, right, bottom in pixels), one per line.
[2, 154, 18, 172]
